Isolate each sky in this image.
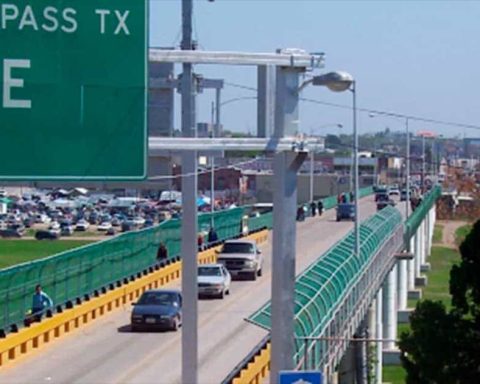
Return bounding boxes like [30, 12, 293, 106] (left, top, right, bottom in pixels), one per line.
[149, 0, 480, 138]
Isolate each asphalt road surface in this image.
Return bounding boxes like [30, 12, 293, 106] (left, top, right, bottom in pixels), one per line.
[0, 197, 400, 384]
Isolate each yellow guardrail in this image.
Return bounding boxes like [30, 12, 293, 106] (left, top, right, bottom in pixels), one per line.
[0, 230, 268, 368]
[233, 343, 271, 384]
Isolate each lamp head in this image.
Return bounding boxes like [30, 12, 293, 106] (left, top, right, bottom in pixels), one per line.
[312, 71, 354, 92]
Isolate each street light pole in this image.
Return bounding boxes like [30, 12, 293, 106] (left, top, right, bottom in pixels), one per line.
[309, 123, 342, 203]
[422, 134, 426, 194]
[311, 71, 358, 258]
[351, 82, 360, 259]
[405, 118, 410, 220]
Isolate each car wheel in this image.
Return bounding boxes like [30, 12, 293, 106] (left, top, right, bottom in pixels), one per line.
[218, 290, 224, 299]
[336, 217, 340, 222]
[226, 288, 230, 295]
[251, 271, 257, 281]
[257, 268, 262, 277]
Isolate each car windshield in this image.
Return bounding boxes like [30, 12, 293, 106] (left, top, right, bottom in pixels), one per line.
[198, 267, 222, 277]
[221, 242, 254, 254]
[137, 292, 177, 306]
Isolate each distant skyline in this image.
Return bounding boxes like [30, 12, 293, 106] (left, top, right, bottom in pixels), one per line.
[149, 1, 480, 139]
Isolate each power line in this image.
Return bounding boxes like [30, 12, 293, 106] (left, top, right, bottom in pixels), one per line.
[223, 81, 480, 131]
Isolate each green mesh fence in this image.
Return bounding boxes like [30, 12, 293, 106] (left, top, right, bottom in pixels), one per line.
[248, 211, 273, 232]
[405, 185, 441, 240]
[0, 208, 243, 331]
[248, 206, 402, 342]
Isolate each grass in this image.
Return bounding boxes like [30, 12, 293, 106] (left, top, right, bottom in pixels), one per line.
[455, 224, 472, 246]
[432, 224, 443, 243]
[384, 245, 461, 383]
[383, 366, 407, 384]
[0, 240, 94, 269]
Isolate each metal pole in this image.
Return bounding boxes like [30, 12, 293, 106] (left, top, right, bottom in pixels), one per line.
[309, 151, 314, 203]
[405, 118, 410, 223]
[422, 135, 426, 194]
[352, 82, 360, 258]
[210, 101, 215, 224]
[270, 66, 305, 383]
[180, 1, 198, 383]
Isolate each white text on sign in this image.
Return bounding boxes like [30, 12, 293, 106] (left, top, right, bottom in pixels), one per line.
[0, 4, 131, 35]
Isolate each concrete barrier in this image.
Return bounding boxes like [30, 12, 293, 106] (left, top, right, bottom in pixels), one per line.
[0, 230, 268, 368]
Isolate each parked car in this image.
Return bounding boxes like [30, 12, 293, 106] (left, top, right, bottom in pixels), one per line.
[106, 227, 116, 236]
[132, 216, 145, 226]
[0, 228, 23, 238]
[60, 221, 74, 236]
[336, 203, 356, 221]
[130, 289, 182, 332]
[197, 264, 231, 299]
[35, 230, 59, 240]
[97, 221, 112, 231]
[35, 214, 51, 224]
[216, 240, 263, 281]
[121, 220, 136, 232]
[76, 219, 89, 231]
[143, 218, 154, 228]
[400, 189, 407, 201]
[49, 221, 60, 231]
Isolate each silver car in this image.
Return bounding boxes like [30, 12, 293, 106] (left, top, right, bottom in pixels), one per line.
[197, 264, 231, 299]
[216, 239, 263, 281]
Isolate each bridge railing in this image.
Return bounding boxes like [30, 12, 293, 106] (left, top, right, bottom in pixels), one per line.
[247, 206, 403, 369]
[404, 185, 441, 240]
[0, 208, 244, 333]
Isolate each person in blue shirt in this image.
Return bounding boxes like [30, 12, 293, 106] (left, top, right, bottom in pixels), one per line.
[32, 284, 53, 321]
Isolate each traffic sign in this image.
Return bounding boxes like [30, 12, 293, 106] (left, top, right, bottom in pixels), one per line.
[279, 370, 323, 384]
[0, 0, 147, 180]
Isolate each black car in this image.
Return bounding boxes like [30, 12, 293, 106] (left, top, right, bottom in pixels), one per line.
[35, 230, 59, 240]
[131, 290, 182, 332]
[0, 228, 22, 238]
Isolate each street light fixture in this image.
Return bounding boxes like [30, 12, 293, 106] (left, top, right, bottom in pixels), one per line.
[310, 71, 359, 259]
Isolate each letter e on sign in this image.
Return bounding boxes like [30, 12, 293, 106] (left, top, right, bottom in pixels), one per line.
[3, 59, 31, 109]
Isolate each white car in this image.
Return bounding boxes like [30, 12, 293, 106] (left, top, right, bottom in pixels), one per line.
[197, 264, 231, 299]
[75, 219, 90, 231]
[132, 216, 145, 226]
[97, 221, 112, 231]
[35, 214, 51, 224]
[49, 221, 60, 230]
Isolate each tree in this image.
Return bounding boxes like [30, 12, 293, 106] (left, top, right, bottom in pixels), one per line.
[399, 220, 480, 383]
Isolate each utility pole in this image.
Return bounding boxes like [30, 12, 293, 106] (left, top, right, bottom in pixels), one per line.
[180, 1, 198, 383]
[270, 66, 306, 383]
[422, 134, 426, 194]
[405, 118, 410, 221]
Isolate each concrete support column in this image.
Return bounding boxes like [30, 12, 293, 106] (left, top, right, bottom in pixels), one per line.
[397, 260, 408, 310]
[354, 320, 368, 384]
[407, 237, 415, 291]
[338, 343, 356, 384]
[375, 289, 383, 384]
[382, 265, 397, 351]
[419, 221, 426, 266]
[367, 301, 377, 384]
[414, 232, 421, 278]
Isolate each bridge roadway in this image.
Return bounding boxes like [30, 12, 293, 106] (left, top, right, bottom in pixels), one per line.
[0, 197, 385, 384]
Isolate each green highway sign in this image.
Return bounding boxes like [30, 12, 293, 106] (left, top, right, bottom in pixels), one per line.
[0, 0, 147, 180]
